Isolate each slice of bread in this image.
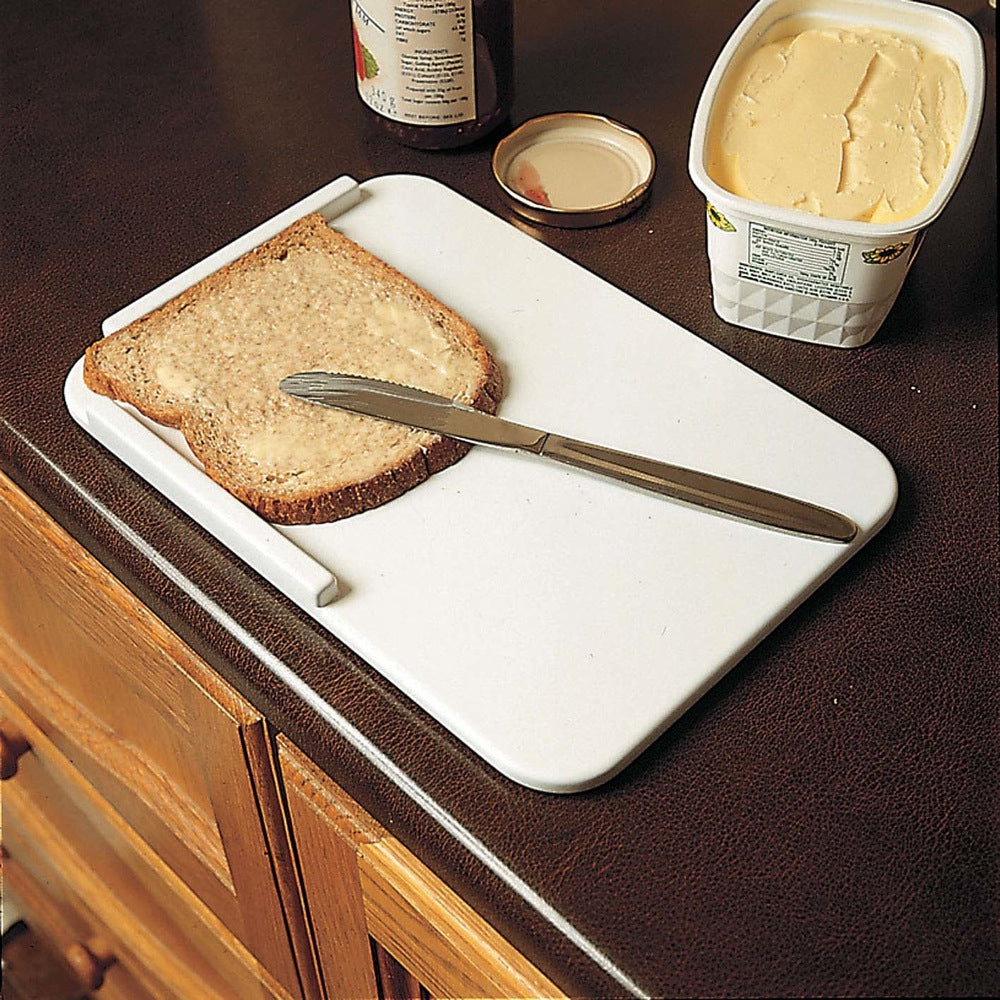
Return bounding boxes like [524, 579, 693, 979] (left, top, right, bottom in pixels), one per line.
[83, 213, 502, 524]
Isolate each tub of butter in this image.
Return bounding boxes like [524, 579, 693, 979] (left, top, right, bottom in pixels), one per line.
[688, 0, 985, 347]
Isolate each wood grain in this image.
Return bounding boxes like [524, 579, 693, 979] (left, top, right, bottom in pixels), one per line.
[280, 737, 381, 1000]
[277, 735, 567, 1000]
[1, 886, 155, 1000]
[0, 472, 309, 998]
[371, 940, 428, 1000]
[1, 686, 291, 999]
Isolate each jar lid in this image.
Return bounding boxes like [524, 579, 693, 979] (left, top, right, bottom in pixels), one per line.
[492, 113, 656, 228]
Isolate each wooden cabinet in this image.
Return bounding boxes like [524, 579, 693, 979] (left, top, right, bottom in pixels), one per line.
[0, 472, 309, 999]
[277, 735, 564, 1000]
[0, 471, 563, 999]
[1, 686, 290, 999]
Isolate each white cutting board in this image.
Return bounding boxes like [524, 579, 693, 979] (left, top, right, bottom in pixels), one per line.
[65, 174, 897, 793]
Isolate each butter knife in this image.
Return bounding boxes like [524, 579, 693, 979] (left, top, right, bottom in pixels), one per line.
[279, 372, 858, 542]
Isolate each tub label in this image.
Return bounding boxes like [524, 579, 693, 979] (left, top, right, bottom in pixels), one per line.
[739, 223, 853, 301]
[863, 241, 910, 264]
[707, 203, 736, 232]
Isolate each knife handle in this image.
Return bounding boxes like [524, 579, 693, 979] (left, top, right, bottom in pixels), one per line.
[540, 434, 857, 542]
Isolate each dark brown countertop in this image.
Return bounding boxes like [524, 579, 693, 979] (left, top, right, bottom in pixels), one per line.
[3, 2, 997, 996]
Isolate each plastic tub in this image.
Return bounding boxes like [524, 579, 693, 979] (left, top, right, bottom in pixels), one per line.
[688, 0, 985, 347]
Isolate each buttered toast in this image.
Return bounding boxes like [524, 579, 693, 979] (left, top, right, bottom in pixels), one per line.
[83, 213, 501, 523]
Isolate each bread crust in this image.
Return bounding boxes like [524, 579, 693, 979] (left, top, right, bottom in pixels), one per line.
[83, 213, 501, 524]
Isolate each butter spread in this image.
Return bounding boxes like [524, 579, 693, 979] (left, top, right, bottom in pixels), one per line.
[154, 361, 201, 398]
[707, 26, 967, 222]
[144, 245, 484, 480]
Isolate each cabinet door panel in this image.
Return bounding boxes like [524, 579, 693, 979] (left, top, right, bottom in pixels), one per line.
[0, 473, 306, 997]
[276, 735, 565, 1000]
[280, 740, 380, 1000]
[1, 690, 287, 999]
[3, 868, 159, 1000]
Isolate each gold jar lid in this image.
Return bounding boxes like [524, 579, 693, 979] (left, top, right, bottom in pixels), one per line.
[492, 113, 656, 228]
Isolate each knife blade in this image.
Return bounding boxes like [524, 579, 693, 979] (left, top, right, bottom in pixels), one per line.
[279, 372, 858, 543]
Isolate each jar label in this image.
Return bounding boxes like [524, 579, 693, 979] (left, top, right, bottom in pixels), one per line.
[352, 0, 477, 126]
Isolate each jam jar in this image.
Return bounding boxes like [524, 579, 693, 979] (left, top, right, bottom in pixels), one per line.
[351, 0, 513, 149]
